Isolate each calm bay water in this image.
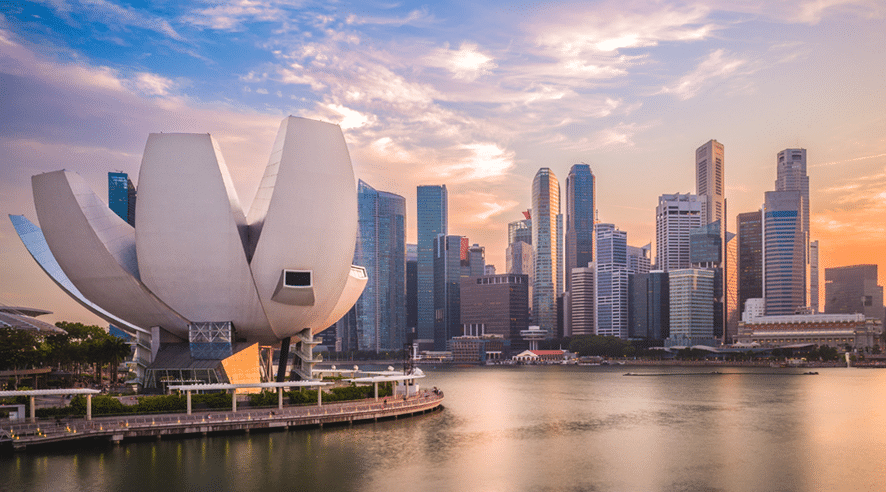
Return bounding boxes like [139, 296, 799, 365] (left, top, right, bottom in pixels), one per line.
[3, 365, 885, 491]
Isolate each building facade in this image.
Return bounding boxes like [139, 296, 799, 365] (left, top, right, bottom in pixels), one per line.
[354, 180, 406, 352]
[460, 273, 529, 350]
[696, 139, 725, 226]
[417, 185, 448, 342]
[736, 313, 882, 351]
[532, 168, 560, 334]
[656, 193, 703, 272]
[108, 172, 136, 227]
[668, 268, 715, 344]
[628, 271, 669, 340]
[569, 264, 596, 336]
[737, 211, 763, 317]
[565, 164, 595, 292]
[595, 223, 629, 338]
[775, 148, 811, 307]
[763, 190, 806, 315]
[825, 264, 884, 319]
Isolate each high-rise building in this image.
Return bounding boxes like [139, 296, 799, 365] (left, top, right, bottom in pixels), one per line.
[737, 211, 763, 316]
[810, 240, 820, 312]
[595, 223, 629, 338]
[508, 214, 532, 245]
[775, 148, 811, 306]
[466, 243, 486, 277]
[825, 265, 883, 319]
[763, 190, 806, 315]
[406, 244, 417, 334]
[531, 168, 560, 333]
[627, 244, 652, 274]
[725, 233, 739, 343]
[354, 180, 406, 352]
[569, 264, 596, 336]
[690, 220, 724, 339]
[460, 273, 529, 349]
[434, 234, 463, 350]
[484, 265, 496, 276]
[417, 185, 447, 342]
[696, 140, 725, 225]
[655, 193, 703, 271]
[628, 271, 669, 340]
[108, 172, 136, 227]
[668, 268, 715, 344]
[565, 164, 595, 291]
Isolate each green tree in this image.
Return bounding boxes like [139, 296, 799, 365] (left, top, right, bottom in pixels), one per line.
[0, 327, 39, 389]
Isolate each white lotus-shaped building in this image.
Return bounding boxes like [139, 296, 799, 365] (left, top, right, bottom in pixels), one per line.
[13, 116, 367, 382]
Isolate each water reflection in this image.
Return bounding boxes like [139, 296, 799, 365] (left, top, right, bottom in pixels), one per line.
[2, 366, 885, 491]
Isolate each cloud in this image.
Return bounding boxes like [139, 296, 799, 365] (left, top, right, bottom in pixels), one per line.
[657, 49, 747, 100]
[425, 43, 497, 81]
[182, 0, 290, 31]
[345, 8, 432, 27]
[34, 0, 184, 40]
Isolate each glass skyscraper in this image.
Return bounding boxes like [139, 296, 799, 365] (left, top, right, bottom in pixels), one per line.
[417, 185, 447, 342]
[108, 172, 136, 227]
[531, 168, 560, 333]
[565, 164, 595, 292]
[434, 234, 463, 350]
[354, 180, 406, 352]
[763, 190, 805, 315]
[595, 223, 629, 338]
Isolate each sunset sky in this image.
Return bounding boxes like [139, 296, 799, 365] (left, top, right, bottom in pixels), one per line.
[1, 0, 884, 325]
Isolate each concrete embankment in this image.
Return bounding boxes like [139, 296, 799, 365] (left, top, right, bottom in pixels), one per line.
[1, 391, 443, 451]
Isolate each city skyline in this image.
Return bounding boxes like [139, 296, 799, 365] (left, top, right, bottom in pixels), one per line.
[1, 1, 885, 326]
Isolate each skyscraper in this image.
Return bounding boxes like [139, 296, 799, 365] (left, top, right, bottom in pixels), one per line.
[532, 168, 560, 333]
[406, 244, 417, 334]
[108, 172, 136, 227]
[810, 240, 820, 312]
[737, 211, 763, 317]
[565, 164, 595, 291]
[595, 223, 629, 339]
[508, 213, 532, 245]
[775, 148, 811, 306]
[434, 234, 463, 350]
[655, 193, 703, 271]
[569, 264, 596, 336]
[628, 271, 669, 340]
[696, 140, 725, 225]
[417, 185, 447, 343]
[763, 190, 805, 315]
[825, 264, 883, 319]
[627, 244, 652, 275]
[460, 273, 529, 349]
[668, 268, 715, 344]
[354, 180, 406, 352]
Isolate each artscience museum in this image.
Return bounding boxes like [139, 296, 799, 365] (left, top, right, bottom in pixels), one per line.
[10, 116, 367, 389]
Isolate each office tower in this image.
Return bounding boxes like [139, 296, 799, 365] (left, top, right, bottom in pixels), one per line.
[406, 244, 417, 333]
[557, 213, 564, 295]
[108, 172, 137, 227]
[417, 185, 447, 342]
[565, 164, 595, 291]
[595, 223, 629, 339]
[690, 220, 724, 339]
[825, 265, 883, 319]
[508, 213, 532, 245]
[775, 148, 811, 305]
[466, 243, 486, 277]
[628, 243, 652, 274]
[810, 240, 819, 312]
[532, 168, 560, 333]
[434, 234, 463, 350]
[725, 233, 739, 343]
[655, 193, 703, 271]
[628, 271, 669, 339]
[696, 140, 725, 225]
[460, 273, 529, 349]
[484, 265, 496, 275]
[668, 268, 715, 344]
[737, 211, 763, 316]
[334, 306, 358, 353]
[354, 180, 406, 352]
[569, 264, 596, 336]
[763, 190, 805, 315]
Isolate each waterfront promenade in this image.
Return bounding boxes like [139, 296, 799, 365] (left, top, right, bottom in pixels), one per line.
[1, 391, 443, 451]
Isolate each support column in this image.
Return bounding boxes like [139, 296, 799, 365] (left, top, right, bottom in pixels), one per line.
[231, 391, 237, 412]
[187, 390, 192, 415]
[30, 396, 35, 422]
[277, 337, 291, 383]
[278, 388, 283, 410]
[374, 382, 378, 401]
[87, 394, 92, 421]
[317, 386, 322, 407]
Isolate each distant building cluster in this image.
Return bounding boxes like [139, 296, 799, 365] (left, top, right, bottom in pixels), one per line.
[102, 139, 885, 360]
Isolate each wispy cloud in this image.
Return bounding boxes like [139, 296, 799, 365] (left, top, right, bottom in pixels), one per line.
[35, 0, 185, 40]
[425, 43, 497, 81]
[657, 49, 747, 100]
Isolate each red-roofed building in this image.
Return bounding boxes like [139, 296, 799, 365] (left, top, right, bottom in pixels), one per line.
[513, 349, 566, 362]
